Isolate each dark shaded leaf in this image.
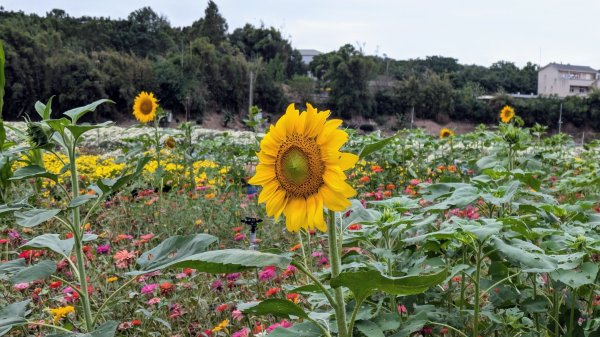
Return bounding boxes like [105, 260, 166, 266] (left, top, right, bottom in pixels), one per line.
[239, 299, 308, 318]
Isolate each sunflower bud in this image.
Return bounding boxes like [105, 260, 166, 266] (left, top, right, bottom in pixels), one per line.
[26, 121, 53, 147]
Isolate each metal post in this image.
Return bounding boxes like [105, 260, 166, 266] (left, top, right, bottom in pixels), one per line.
[242, 217, 262, 250]
[410, 105, 415, 129]
[558, 102, 563, 134]
[581, 132, 585, 146]
[248, 70, 254, 113]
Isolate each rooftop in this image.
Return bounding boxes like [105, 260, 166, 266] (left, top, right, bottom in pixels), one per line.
[298, 49, 322, 56]
[541, 63, 597, 73]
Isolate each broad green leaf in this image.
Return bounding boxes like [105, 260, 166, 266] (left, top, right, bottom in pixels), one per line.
[129, 249, 291, 275]
[47, 320, 118, 337]
[34, 96, 54, 120]
[239, 299, 308, 318]
[423, 186, 479, 211]
[93, 156, 151, 195]
[374, 312, 401, 331]
[10, 260, 56, 284]
[0, 203, 28, 215]
[0, 259, 26, 276]
[66, 121, 113, 143]
[267, 321, 322, 337]
[359, 134, 396, 159]
[492, 237, 557, 273]
[20, 234, 74, 258]
[288, 284, 324, 294]
[356, 320, 385, 337]
[389, 311, 428, 337]
[421, 182, 471, 201]
[521, 296, 549, 314]
[10, 165, 58, 182]
[69, 194, 97, 208]
[343, 200, 382, 226]
[135, 234, 218, 272]
[330, 268, 447, 302]
[46, 118, 70, 135]
[14, 208, 61, 227]
[550, 262, 599, 288]
[0, 300, 30, 337]
[64, 99, 114, 124]
[481, 180, 521, 206]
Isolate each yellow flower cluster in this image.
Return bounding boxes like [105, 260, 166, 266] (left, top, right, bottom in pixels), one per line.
[48, 305, 75, 323]
[14, 152, 224, 189]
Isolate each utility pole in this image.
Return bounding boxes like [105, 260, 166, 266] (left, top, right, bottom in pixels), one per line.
[558, 102, 563, 134]
[248, 69, 255, 113]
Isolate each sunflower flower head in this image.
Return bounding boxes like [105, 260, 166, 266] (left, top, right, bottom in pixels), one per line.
[439, 128, 455, 139]
[249, 103, 358, 233]
[133, 91, 159, 124]
[500, 105, 515, 123]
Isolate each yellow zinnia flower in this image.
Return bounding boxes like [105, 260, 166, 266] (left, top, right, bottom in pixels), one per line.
[249, 103, 358, 233]
[212, 319, 229, 333]
[500, 105, 515, 123]
[48, 305, 75, 323]
[439, 128, 454, 139]
[133, 91, 158, 124]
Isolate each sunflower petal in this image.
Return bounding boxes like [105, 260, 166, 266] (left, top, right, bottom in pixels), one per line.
[320, 185, 351, 211]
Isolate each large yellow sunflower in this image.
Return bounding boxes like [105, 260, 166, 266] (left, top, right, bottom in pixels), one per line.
[500, 105, 515, 123]
[249, 103, 358, 232]
[439, 127, 454, 139]
[133, 91, 158, 124]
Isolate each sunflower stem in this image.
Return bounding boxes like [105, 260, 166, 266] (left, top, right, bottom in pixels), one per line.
[328, 210, 348, 337]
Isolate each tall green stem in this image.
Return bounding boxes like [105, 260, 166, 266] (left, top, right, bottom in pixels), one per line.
[328, 210, 348, 337]
[568, 289, 576, 337]
[472, 243, 483, 337]
[69, 148, 93, 332]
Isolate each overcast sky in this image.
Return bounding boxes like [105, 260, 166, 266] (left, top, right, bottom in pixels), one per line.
[2, 0, 599, 68]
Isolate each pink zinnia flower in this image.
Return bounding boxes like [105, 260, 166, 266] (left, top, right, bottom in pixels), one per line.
[140, 233, 155, 241]
[232, 309, 243, 321]
[141, 283, 158, 295]
[147, 297, 161, 305]
[232, 327, 250, 337]
[113, 250, 136, 269]
[13, 282, 30, 291]
[258, 266, 276, 281]
[266, 320, 292, 332]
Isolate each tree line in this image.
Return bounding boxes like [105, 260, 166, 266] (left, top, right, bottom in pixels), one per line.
[1, 2, 599, 130]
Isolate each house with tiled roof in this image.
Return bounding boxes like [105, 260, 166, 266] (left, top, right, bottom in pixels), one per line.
[538, 63, 600, 97]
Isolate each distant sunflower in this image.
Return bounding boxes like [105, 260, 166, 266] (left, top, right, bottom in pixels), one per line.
[164, 136, 176, 149]
[249, 103, 358, 232]
[133, 91, 158, 124]
[500, 105, 515, 123]
[439, 128, 455, 139]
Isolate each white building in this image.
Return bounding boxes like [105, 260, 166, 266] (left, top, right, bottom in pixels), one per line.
[538, 63, 600, 97]
[298, 49, 322, 65]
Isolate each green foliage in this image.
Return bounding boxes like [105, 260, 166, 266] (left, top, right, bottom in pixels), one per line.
[0, 40, 4, 119]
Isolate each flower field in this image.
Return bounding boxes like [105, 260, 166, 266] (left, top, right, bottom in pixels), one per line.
[0, 98, 599, 337]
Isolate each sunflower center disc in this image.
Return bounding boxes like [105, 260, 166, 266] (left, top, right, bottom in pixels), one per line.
[275, 133, 324, 198]
[140, 99, 153, 115]
[281, 148, 309, 185]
